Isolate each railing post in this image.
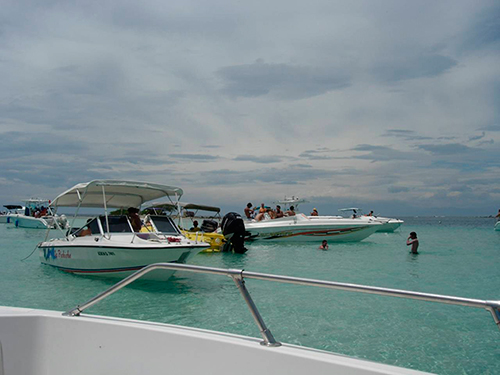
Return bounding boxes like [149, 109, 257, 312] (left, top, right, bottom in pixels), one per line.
[230, 272, 281, 347]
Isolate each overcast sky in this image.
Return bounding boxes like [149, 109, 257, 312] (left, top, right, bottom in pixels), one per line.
[1, 0, 499, 216]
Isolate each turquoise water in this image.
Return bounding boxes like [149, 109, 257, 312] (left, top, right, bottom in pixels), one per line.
[0, 217, 499, 374]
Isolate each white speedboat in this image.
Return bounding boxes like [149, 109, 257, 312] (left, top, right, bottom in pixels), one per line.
[244, 213, 381, 242]
[1, 262, 498, 375]
[36, 180, 208, 280]
[0, 204, 24, 224]
[336, 208, 404, 233]
[9, 198, 68, 229]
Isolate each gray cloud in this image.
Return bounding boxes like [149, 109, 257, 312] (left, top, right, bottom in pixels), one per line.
[351, 144, 418, 162]
[479, 125, 500, 131]
[233, 155, 283, 164]
[372, 53, 457, 82]
[168, 154, 220, 162]
[382, 129, 433, 141]
[417, 143, 473, 155]
[217, 60, 351, 100]
[299, 149, 336, 160]
[468, 132, 485, 142]
[388, 186, 410, 193]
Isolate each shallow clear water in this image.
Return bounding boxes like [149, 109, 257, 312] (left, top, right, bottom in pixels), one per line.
[0, 217, 499, 374]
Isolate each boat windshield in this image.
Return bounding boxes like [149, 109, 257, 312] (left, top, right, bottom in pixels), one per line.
[99, 216, 132, 233]
[149, 216, 179, 235]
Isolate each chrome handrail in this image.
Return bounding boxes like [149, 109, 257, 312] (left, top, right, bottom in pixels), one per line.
[64, 263, 500, 347]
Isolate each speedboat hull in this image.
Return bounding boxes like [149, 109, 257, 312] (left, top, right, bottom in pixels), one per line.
[245, 215, 381, 242]
[13, 215, 51, 229]
[308, 215, 403, 233]
[38, 235, 208, 280]
[0, 215, 12, 224]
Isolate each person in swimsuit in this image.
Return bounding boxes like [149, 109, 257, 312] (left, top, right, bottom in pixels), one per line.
[406, 232, 419, 254]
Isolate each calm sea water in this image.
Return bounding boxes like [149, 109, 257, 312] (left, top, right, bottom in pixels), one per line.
[0, 216, 499, 374]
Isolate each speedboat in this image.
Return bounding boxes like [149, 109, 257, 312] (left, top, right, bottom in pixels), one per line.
[145, 202, 225, 252]
[244, 213, 381, 242]
[335, 208, 404, 233]
[1, 262, 498, 375]
[9, 198, 68, 229]
[0, 205, 24, 224]
[36, 180, 209, 280]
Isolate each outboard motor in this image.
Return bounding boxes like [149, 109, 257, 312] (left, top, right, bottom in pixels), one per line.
[220, 212, 247, 254]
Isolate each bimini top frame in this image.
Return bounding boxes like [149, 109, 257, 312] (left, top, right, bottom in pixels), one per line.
[65, 263, 500, 348]
[47, 180, 183, 239]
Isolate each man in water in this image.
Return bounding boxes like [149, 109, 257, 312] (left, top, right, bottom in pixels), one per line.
[406, 232, 419, 254]
[319, 240, 328, 250]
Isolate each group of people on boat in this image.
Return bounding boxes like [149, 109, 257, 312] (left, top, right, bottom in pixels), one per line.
[244, 203, 296, 221]
[30, 206, 48, 218]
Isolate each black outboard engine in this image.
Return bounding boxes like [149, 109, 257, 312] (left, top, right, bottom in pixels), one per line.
[221, 212, 247, 254]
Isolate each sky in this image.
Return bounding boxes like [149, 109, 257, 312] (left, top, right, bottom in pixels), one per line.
[1, 0, 499, 216]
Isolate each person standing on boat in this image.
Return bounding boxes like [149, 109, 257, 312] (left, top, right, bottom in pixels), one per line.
[127, 207, 142, 232]
[311, 208, 319, 216]
[495, 209, 500, 220]
[244, 203, 255, 219]
[406, 232, 419, 254]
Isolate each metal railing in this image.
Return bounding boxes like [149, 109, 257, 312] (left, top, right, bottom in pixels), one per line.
[64, 263, 500, 347]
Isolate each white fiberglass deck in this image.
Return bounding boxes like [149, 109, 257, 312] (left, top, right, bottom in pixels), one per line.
[0, 306, 431, 375]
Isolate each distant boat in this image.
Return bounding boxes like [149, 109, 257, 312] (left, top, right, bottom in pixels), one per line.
[8, 199, 68, 229]
[0, 205, 24, 224]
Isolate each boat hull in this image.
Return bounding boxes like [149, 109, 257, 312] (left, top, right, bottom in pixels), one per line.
[12, 215, 50, 229]
[245, 216, 380, 242]
[495, 221, 500, 231]
[0, 215, 12, 224]
[375, 220, 403, 233]
[38, 236, 207, 280]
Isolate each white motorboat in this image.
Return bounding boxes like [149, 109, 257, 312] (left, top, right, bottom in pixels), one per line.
[0, 204, 24, 224]
[336, 208, 404, 233]
[244, 213, 381, 242]
[9, 198, 68, 229]
[1, 262, 498, 375]
[36, 180, 209, 280]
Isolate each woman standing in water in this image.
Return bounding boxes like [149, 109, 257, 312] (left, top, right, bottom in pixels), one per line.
[406, 232, 419, 254]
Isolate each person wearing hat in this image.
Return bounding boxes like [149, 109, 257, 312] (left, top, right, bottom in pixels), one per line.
[310, 208, 319, 216]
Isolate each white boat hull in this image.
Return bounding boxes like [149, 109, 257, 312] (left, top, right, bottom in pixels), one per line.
[245, 215, 381, 242]
[13, 215, 50, 229]
[38, 235, 207, 280]
[0, 215, 12, 224]
[0, 306, 431, 375]
[308, 216, 403, 233]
